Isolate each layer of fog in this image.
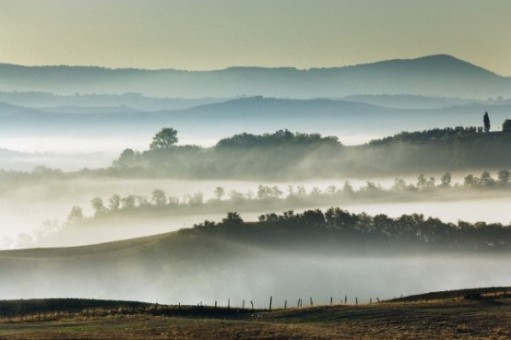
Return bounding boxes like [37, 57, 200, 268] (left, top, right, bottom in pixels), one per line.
[0, 250, 509, 307]
[150, 254, 511, 306]
[0, 131, 381, 171]
[2, 104, 510, 171]
[0, 150, 115, 172]
[2, 176, 511, 249]
[0, 177, 396, 246]
[0, 128, 385, 164]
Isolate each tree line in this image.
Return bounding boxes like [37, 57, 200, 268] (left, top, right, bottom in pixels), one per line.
[369, 125, 511, 146]
[191, 208, 511, 252]
[109, 125, 511, 178]
[65, 169, 511, 224]
[3, 124, 511, 186]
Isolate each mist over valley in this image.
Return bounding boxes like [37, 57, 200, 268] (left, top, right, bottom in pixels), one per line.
[1, 52, 511, 338]
[1, 208, 511, 307]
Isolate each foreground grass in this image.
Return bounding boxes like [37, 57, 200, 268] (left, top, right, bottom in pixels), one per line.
[1, 289, 511, 339]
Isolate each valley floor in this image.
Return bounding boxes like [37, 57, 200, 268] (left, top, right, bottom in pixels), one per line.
[1, 292, 510, 339]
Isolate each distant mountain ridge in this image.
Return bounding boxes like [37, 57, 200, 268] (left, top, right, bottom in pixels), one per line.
[0, 55, 509, 98]
[1, 96, 510, 141]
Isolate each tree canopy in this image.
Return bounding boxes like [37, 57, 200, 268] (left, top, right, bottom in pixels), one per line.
[150, 128, 178, 150]
[216, 129, 340, 149]
[503, 119, 511, 133]
[191, 208, 511, 252]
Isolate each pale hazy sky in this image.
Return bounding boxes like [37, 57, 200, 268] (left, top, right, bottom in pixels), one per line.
[1, 0, 510, 75]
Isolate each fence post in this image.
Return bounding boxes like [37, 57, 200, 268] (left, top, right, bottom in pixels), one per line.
[228, 299, 230, 309]
[250, 300, 254, 311]
[242, 300, 245, 309]
[356, 297, 358, 306]
[310, 297, 313, 307]
[330, 297, 333, 306]
[284, 300, 287, 310]
[215, 301, 217, 309]
[269, 296, 272, 311]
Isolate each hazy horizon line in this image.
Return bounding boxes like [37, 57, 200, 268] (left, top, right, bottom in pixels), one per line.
[1, 53, 506, 76]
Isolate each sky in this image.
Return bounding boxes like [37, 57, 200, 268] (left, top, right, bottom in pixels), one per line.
[0, 0, 510, 75]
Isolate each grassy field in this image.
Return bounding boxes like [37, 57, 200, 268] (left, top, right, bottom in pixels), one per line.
[1, 288, 510, 339]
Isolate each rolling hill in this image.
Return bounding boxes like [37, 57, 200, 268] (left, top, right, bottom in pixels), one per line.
[1, 96, 509, 139]
[0, 288, 510, 338]
[0, 213, 510, 305]
[0, 55, 509, 98]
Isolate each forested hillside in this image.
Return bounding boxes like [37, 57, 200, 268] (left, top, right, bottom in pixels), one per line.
[107, 128, 511, 179]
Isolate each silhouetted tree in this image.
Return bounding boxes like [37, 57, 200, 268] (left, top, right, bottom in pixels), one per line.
[426, 177, 436, 190]
[301, 209, 326, 227]
[417, 174, 427, 191]
[483, 112, 491, 132]
[120, 195, 136, 210]
[257, 186, 275, 199]
[150, 128, 178, 150]
[117, 148, 139, 166]
[440, 172, 452, 188]
[109, 194, 121, 211]
[188, 192, 204, 205]
[152, 189, 167, 207]
[222, 212, 243, 225]
[67, 206, 83, 224]
[498, 170, 510, 184]
[480, 171, 495, 187]
[502, 119, 511, 132]
[214, 186, 225, 200]
[343, 181, 354, 195]
[91, 197, 106, 216]
[464, 174, 475, 187]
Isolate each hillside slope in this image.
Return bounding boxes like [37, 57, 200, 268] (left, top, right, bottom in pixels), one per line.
[1, 214, 510, 305]
[1, 287, 510, 339]
[0, 55, 508, 98]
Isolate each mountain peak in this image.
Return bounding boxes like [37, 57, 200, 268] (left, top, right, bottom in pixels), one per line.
[412, 54, 476, 67]
[415, 54, 460, 61]
[417, 54, 500, 76]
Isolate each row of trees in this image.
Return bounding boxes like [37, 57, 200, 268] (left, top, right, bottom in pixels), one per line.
[108, 125, 511, 179]
[192, 208, 511, 251]
[144, 128, 340, 151]
[369, 126, 486, 146]
[369, 115, 511, 147]
[216, 129, 340, 149]
[483, 111, 511, 133]
[146, 117, 510, 152]
[463, 170, 510, 187]
[64, 169, 511, 223]
[4, 124, 511, 187]
[111, 128, 344, 179]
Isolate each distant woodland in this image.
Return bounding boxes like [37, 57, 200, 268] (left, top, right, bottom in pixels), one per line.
[63, 169, 511, 224]
[186, 209, 511, 252]
[59, 206, 511, 253]
[1, 127, 511, 187]
[106, 127, 511, 179]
